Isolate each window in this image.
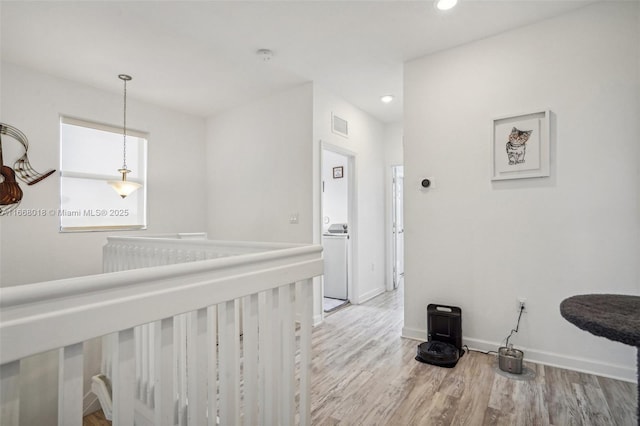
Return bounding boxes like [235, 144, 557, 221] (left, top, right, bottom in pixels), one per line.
[59, 116, 147, 231]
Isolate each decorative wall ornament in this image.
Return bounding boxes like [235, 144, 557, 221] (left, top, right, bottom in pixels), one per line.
[491, 110, 550, 181]
[0, 123, 56, 215]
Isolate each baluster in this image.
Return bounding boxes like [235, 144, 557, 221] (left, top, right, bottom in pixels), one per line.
[139, 324, 150, 406]
[280, 283, 296, 426]
[297, 279, 313, 426]
[242, 293, 259, 425]
[259, 288, 279, 425]
[0, 360, 20, 426]
[273, 287, 282, 424]
[148, 322, 156, 406]
[168, 249, 177, 265]
[186, 308, 208, 425]
[134, 327, 142, 401]
[218, 300, 240, 426]
[132, 246, 139, 269]
[154, 317, 175, 426]
[113, 328, 135, 425]
[102, 334, 116, 386]
[102, 245, 111, 272]
[176, 314, 188, 426]
[58, 342, 84, 426]
[207, 305, 218, 426]
[143, 247, 152, 268]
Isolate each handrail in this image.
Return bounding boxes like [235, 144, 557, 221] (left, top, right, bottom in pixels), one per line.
[105, 234, 308, 252]
[1, 243, 319, 308]
[0, 243, 323, 365]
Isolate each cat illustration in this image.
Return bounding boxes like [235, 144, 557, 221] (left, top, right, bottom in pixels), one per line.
[506, 127, 533, 165]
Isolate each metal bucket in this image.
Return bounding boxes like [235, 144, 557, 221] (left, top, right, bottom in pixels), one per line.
[498, 346, 523, 374]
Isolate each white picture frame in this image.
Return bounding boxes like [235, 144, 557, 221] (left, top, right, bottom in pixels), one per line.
[491, 110, 550, 181]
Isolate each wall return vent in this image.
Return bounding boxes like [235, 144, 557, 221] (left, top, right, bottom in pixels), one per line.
[332, 113, 349, 138]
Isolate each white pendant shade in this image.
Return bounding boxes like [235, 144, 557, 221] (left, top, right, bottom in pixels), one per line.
[108, 179, 142, 198]
[108, 169, 141, 198]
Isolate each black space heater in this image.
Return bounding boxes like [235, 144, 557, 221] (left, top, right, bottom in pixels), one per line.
[415, 304, 463, 368]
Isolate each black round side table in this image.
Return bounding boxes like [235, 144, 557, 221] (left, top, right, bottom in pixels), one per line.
[560, 294, 640, 425]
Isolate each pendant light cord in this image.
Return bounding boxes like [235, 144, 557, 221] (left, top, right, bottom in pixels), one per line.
[122, 76, 128, 171]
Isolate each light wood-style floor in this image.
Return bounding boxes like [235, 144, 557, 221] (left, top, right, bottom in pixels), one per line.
[84, 287, 637, 425]
[310, 288, 636, 426]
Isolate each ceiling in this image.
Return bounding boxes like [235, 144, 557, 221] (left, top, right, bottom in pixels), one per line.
[1, 1, 596, 124]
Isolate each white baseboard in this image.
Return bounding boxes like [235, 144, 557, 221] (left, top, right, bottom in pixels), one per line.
[356, 286, 386, 305]
[82, 393, 101, 416]
[296, 312, 324, 326]
[401, 328, 636, 383]
[401, 326, 426, 342]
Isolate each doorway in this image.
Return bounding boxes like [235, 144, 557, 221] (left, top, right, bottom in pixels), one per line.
[321, 147, 353, 313]
[392, 166, 404, 289]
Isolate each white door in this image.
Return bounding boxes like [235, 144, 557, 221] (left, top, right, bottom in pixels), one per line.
[392, 166, 404, 289]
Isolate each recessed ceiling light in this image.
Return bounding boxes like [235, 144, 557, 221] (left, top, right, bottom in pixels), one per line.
[435, 0, 458, 11]
[380, 95, 394, 104]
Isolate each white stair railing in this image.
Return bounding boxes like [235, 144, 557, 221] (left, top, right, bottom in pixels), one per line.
[0, 236, 322, 426]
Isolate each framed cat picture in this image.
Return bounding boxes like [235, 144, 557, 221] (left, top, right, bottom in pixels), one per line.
[491, 110, 550, 180]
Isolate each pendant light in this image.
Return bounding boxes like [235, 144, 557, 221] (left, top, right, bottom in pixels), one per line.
[108, 74, 142, 198]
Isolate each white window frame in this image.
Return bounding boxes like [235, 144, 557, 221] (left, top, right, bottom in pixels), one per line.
[59, 116, 148, 232]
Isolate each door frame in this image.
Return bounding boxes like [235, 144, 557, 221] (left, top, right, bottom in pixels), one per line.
[387, 164, 404, 291]
[318, 141, 357, 320]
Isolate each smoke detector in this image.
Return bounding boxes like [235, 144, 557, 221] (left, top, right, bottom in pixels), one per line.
[257, 49, 274, 61]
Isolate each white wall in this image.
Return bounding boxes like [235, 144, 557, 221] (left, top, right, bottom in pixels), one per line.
[0, 62, 208, 423]
[205, 83, 314, 244]
[313, 85, 387, 305]
[206, 83, 387, 321]
[1, 62, 208, 286]
[383, 122, 403, 167]
[403, 1, 640, 381]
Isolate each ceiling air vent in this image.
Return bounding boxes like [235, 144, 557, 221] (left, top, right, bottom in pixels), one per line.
[332, 113, 349, 138]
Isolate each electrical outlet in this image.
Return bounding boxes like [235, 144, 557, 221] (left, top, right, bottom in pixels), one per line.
[517, 298, 527, 312]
